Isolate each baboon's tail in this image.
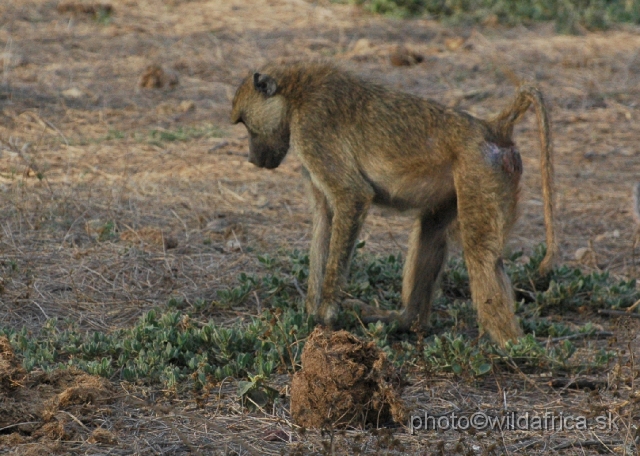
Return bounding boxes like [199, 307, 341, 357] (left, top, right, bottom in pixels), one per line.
[490, 85, 557, 274]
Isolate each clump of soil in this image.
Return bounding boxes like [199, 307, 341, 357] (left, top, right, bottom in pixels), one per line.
[120, 226, 178, 250]
[139, 65, 179, 89]
[88, 428, 118, 444]
[56, 2, 114, 17]
[290, 327, 406, 429]
[389, 46, 424, 67]
[0, 339, 115, 450]
[0, 335, 26, 390]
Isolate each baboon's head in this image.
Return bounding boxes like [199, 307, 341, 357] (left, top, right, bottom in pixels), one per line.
[231, 72, 290, 169]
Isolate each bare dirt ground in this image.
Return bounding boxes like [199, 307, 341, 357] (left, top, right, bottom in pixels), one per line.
[0, 0, 639, 454]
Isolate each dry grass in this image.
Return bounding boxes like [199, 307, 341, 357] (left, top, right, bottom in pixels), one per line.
[0, 0, 639, 454]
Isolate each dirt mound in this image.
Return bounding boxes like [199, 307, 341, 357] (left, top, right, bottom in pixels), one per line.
[290, 327, 406, 429]
[138, 65, 179, 89]
[389, 46, 424, 67]
[0, 336, 26, 391]
[0, 342, 115, 452]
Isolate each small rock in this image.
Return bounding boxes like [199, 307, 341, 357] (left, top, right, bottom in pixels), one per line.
[444, 37, 466, 52]
[62, 87, 84, 99]
[574, 247, 591, 262]
[226, 239, 241, 251]
[595, 230, 621, 242]
[351, 38, 372, 55]
[208, 140, 229, 153]
[179, 100, 195, 113]
[253, 196, 269, 208]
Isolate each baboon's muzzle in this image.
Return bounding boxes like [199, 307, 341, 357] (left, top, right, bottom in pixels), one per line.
[248, 151, 282, 169]
[248, 132, 289, 169]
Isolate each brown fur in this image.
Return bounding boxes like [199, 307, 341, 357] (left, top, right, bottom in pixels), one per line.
[231, 61, 557, 347]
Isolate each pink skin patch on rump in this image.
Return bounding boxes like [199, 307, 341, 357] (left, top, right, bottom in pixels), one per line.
[483, 143, 523, 178]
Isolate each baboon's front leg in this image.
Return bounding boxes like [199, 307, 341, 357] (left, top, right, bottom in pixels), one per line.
[305, 178, 332, 316]
[350, 203, 454, 331]
[317, 198, 370, 326]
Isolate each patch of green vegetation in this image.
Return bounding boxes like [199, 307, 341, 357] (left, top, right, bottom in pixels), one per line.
[440, 246, 638, 314]
[347, 245, 403, 311]
[1, 246, 635, 389]
[532, 267, 638, 314]
[94, 5, 114, 26]
[98, 220, 118, 241]
[2, 306, 311, 390]
[336, 0, 640, 32]
[103, 129, 125, 141]
[238, 374, 280, 410]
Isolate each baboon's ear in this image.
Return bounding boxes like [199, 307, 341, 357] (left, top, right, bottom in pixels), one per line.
[253, 73, 277, 97]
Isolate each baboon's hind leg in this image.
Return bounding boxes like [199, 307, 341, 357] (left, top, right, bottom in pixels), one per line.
[455, 160, 522, 348]
[397, 202, 456, 330]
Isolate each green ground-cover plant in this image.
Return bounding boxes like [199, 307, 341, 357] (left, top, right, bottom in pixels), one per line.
[336, 0, 640, 32]
[1, 246, 635, 389]
[2, 306, 312, 389]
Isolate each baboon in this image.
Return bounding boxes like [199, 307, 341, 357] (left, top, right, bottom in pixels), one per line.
[231, 61, 557, 347]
